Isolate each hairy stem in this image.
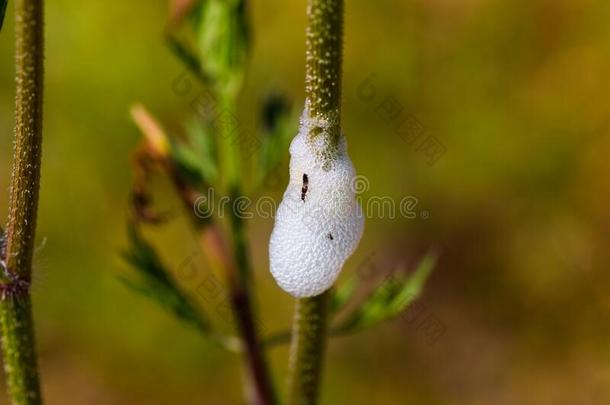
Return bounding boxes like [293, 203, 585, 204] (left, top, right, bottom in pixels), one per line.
[0, 296, 41, 405]
[287, 292, 331, 405]
[1, 0, 45, 403]
[287, 1, 344, 404]
[304, 0, 344, 144]
[5, 0, 44, 280]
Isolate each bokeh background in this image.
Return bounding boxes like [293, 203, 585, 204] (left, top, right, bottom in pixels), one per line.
[1, 0, 610, 403]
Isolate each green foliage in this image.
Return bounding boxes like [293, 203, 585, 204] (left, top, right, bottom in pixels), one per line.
[170, 120, 219, 187]
[163, 0, 255, 191]
[329, 274, 358, 314]
[264, 253, 438, 347]
[196, 0, 250, 98]
[125, 0, 256, 344]
[121, 225, 210, 333]
[332, 253, 438, 334]
[165, 34, 208, 83]
[165, 0, 250, 98]
[0, 0, 6, 32]
[256, 94, 297, 189]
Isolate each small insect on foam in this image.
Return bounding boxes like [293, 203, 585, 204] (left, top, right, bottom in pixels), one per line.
[301, 173, 309, 201]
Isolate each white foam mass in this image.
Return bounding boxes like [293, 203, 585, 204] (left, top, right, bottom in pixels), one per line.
[269, 112, 364, 297]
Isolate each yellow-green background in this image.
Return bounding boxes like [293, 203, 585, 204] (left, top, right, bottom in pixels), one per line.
[1, 0, 609, 403]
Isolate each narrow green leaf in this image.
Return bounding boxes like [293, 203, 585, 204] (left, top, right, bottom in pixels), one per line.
[387, 253, 437, 317]
[171, 142, 206, 186]
[329, 275, 358, 314]
[264, 253, 438, 348]
[0, 0, 7, 32]
[256, 99, 297, 190]
[170, 119, 219, 188]
[196, 0, 250, 98]
[186, 119, 218, 181]
[165, 33, 210, 83]
[332, 252, 438, 334]
[121, 225, 209, 333]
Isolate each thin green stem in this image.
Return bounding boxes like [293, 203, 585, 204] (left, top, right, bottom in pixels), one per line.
[287, 1, 344, 403]
[227, 199, 277, 405]
[304, 0, 344, 144]
[133, 112, 277, 403]
[218, 91, 276, 403]
[219, 95, 241, 191]
[5, 0, 44, 281]
[287, 292, 331, 405]
[0, 296, 41, 405]
[229, 282, 277, 405]
[1, 0, 45, 403]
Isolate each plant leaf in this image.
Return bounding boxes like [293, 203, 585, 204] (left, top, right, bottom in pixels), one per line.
[256, 94, 297, 190]
[165, 33, 210, 83]
[329, 274, 359, 314]
[170, 120, 219, 189]
[196, 0, 250, 98]
[0, 0, 7, 32]
[332, 252, 438, 334]
[263, 253, 438, 348]
[121, 224, 209, 333]
[387, 254, 437, 316]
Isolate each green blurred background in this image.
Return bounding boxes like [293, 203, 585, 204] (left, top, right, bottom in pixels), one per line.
[1, 0, 610, 403]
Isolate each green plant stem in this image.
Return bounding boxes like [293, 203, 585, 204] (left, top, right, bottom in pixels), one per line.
[219, 95, 241, 190]
[229, 282, 277, 405]
[1, 1, 45, 403]
[218, 90, 276, 403]
[287, 292, 331, 405]
[5, 0, 44, 282]
[227, 201, 277, 405]
[0, 296, 41, 405]
[131, 103, 276, 404]
[170, 174, 277, 405]
[304, 0, 343, 145]
[287, 1, 344, 404]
